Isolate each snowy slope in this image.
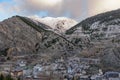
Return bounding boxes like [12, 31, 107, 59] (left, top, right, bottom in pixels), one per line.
[29, 16, 77, 33]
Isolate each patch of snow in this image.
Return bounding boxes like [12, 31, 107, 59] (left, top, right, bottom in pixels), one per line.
[29, 15, 78, 33]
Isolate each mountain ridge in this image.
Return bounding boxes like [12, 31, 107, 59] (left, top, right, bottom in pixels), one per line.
[29, 16, 77, 34]
[0, 9, 120, 71]
[0, 15, 79, 60]
[65, 9, 120, 71]
[66, 8, 120, 35]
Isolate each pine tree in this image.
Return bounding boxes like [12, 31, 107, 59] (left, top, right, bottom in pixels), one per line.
[0, 74, 4, 80]
[5, 75, 14, 80]
[18, 77, 21, 80]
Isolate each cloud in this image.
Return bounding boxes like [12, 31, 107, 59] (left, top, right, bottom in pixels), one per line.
[0, 1, 21, 21]
[13, 0, 63, 15]
[12, 0, 84, 19]
[0, 0, 88, 21]
[1, 0, 120, 21]
[0, 1, 20, 13]
[63, 0, 83, 18]
[88, 0, 120, 16]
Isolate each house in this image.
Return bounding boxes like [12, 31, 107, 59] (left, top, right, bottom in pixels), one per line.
[23, 69, 32, 77]
[10, 67, 23, 78]
[91, 75, 102, 80]
[33, 64, 43, 78]
[0, 63, 12, 73]
[24, 76, 33, 80]
[79, 75, 90, 80]
[103, 72, 120, 80]
[33, 74, 50, 80]
[33, 64, 42, 71]
[0, 56, 6, 62]
[17, 60, 27, 67]
[80, 58, 100, 65]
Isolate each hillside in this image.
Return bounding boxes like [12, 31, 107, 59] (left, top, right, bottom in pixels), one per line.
[0, 16, 78, 59]
[0, 9, 120, 71]
[65, 9, 120, 48]
[65, 9, 120, 71]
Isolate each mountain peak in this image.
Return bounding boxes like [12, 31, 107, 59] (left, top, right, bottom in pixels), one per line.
[29, 16, 78, 33]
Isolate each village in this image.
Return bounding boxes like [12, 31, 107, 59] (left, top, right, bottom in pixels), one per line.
[0, 55, 120, 80]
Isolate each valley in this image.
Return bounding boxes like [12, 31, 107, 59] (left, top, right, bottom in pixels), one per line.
[0, 9, 120, 80]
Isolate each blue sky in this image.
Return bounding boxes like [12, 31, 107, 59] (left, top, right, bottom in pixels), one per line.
[0, 0, 120, 21]
[0, 0, 18, 20]
[0, 0, 9, 2]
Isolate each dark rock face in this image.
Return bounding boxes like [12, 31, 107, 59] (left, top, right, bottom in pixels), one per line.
[0, 16, 42, 55]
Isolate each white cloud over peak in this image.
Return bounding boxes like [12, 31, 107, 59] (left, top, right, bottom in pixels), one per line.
[1, 0, 120, 21]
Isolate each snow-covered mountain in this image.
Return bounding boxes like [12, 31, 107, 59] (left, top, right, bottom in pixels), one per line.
[29, 16, 77, 34]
